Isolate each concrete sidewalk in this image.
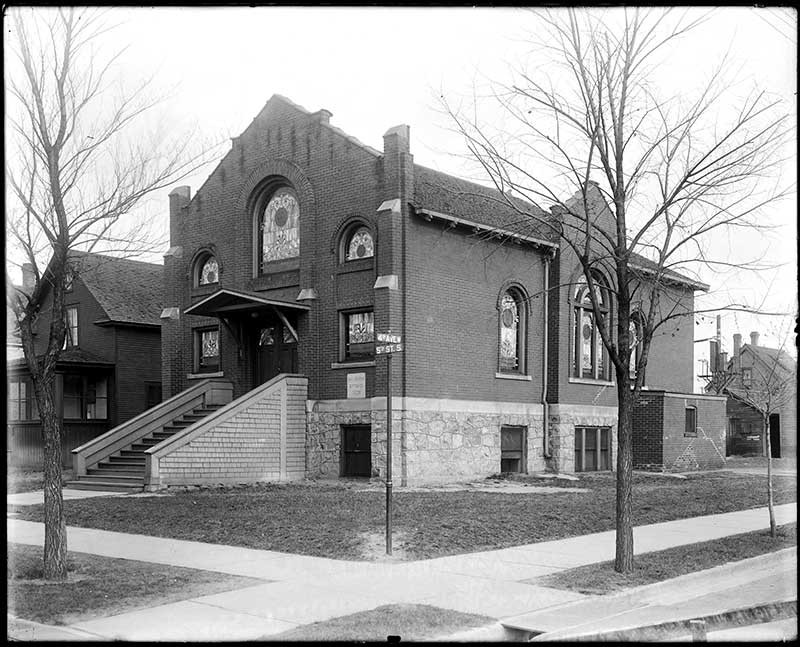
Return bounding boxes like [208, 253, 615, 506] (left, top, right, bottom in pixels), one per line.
[7, 503, 797, 641]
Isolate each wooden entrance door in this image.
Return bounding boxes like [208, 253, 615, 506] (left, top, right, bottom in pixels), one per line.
[256, 321, 297, 385]
[341, 426, 371, 477]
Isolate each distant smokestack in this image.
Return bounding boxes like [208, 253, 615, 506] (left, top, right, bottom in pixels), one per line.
[709, 340, 719, 372]
[750, 331, 760, 347]
[720, 351, 728, 370]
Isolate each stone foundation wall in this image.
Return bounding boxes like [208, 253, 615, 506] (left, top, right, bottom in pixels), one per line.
[307, 397, 545, 484]
[547, 403, 619, 473]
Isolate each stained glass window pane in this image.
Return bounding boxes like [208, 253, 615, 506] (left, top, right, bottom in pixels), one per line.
[499, 293, 519, 371]
[346, 227, 374, 261]
[282, 326, 295, 344]
[200, 257, 218, 285]
[346, 311, 374, 358]
[259, 327, 275, 347]
[581, 310, 594, 377]
[200, 329, 219, 371]
[261, 188, 300, 264]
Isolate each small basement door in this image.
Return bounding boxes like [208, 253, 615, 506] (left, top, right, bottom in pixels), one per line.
[341, 425, 371, 478]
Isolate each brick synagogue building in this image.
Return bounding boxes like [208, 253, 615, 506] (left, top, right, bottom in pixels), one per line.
[69, 95, 727, 491]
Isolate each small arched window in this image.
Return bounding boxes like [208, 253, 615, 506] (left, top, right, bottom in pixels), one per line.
[573, 272, 610, 380]
[196, 255, 219, 286]
[499, 288, 526, 373]
[344, 225, 374, 261]
[259, 186, 300, 271]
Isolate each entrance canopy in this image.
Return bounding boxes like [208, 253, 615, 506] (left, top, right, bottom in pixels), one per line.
[185, 288, 310, 317]
[184, 288, 309, 344]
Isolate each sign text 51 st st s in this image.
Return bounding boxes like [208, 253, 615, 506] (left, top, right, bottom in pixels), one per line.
[376, 343, 403, 354]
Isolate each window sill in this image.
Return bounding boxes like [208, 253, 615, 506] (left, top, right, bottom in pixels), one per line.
[331, 361, 375, 370]
[569, 377, 614, 386]
[495, 372, 532, 381]
[187, 371, 224, 379]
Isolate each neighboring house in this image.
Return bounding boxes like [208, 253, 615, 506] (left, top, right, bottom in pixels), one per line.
[7, 252, 163, 467]
[71, 94, 725, 491]
[712, 332, 797, 458]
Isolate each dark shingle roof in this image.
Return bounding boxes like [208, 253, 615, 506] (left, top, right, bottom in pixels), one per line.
[412, 165, 558, 243]
[68, 251, 162, 326]
[628, 252, 710, 291]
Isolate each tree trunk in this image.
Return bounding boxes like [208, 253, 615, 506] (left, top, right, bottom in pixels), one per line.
[615, 384, 634, 573]
[764, 415, 776, 538]
[39, 384, 68, 580]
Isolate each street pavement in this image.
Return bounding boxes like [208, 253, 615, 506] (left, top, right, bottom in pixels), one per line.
[6, 491, 796, 642]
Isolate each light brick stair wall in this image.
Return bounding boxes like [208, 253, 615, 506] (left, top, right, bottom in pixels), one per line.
[145, 374, 308, 489]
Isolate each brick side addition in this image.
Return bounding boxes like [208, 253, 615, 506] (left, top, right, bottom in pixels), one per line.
[153, 375, 307, 487]
[633, 391, 727, 471]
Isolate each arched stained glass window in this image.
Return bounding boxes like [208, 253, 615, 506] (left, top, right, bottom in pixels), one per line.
[573, 273, 610, 380]
[199, 256, 218, 285]
[346, 226, 374, 261]
[261, 187, 300, 267]
[499, 289, 525, 373]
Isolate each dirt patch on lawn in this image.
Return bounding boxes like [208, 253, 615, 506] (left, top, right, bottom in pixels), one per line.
[360, 531, 411, 561]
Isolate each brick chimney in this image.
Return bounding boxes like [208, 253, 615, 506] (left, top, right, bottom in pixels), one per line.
[709, 340, 719, 372]
[733, 333, 742, 373]
[383, 124, 413, 202]
[750, 331, 759, 347]
[720, 351, 728, 370]
[311, 109, 332, 125]
[21, 263, 36, 293]
[168, 186, 191, 245]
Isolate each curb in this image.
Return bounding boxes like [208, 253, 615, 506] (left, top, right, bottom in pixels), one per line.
[530, 599, 798, 641]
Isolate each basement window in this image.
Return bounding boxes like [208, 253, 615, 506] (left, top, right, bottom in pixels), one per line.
[574, 426, 611, 472]
[684, 406, 697, 437]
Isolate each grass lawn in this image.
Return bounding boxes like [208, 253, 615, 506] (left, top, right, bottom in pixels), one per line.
[268, 603, 493, 642]
[531, 523, 797, 595]
[7, 467, 74, 494]
[10, 471, 796, 561]
[7, 542, 264, 625]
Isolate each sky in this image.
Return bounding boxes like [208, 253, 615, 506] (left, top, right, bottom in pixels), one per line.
[6, 6, 797, 388]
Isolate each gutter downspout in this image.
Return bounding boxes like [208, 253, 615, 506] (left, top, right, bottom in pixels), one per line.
[542, 251, 553, 460]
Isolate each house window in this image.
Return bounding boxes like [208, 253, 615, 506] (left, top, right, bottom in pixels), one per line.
[259, 186, 300, 270]
[499, 288, 526, 373]
[196, 328, 220, 373]
[500, 426, 527, 473]
[574, 426, 611, 472]
[196, 254, 219, 286]
[64, 268, 74, 292]
[572, 273, 610, 380]
[684, 406, 697, 437]
[342, 310, 374, 360]
[64, 306, 79, 348]
[344, 225, 374, 261]
[63, 375, 108, 420]
[742, 367, 752, 386]
[8, 378, 38, 421]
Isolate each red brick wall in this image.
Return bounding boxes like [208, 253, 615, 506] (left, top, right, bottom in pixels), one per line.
[114, 326, 161, 424]
[632, 392, 665, 469]
[403, 216, 546, 402]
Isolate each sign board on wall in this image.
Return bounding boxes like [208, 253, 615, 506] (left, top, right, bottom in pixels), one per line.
[347, 372, 366, 399]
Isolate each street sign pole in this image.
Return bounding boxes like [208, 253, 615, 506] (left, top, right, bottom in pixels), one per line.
[386, 349, 393, 556]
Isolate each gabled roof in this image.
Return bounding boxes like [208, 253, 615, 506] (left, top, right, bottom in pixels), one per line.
[628, 253, 710, 292]
[412, 165, 558, 244]
[68, 251, 162, 327]
[742, 344, 796, 378]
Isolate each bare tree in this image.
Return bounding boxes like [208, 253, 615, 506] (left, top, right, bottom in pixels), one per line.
[725, 340, 795, 537]
[6, 7, 216, 580]
[442, 8, 793, 572]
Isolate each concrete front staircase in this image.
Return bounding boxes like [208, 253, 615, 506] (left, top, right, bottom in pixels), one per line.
[69, 379, 233, 492]
[66, 403, 224, 492]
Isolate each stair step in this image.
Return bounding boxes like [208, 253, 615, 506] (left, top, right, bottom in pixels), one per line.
[65, 479, 142, 493]
[108, 456, 145, 465]
[120, 449, 147, 458]
[89, 467, 145, 477]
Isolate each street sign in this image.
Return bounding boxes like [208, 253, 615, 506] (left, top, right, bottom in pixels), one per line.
[376, 343, 403, 354]
[377, 333, 402, 344]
